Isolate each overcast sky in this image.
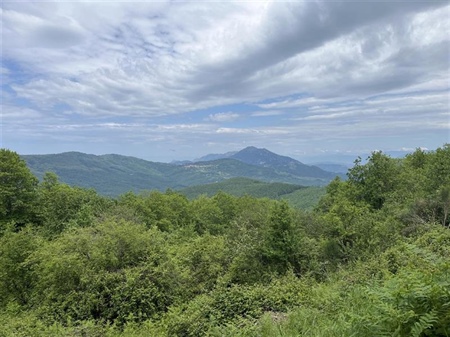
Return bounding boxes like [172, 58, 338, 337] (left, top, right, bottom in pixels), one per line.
[1, 0, 449, 163]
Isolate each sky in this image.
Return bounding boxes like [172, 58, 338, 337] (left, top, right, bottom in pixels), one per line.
[1, 0, 449, 164]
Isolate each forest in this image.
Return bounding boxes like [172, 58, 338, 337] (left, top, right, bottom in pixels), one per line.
[1, 145, 449, 337]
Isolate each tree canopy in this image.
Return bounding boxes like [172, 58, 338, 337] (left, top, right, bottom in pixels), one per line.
[1, 145, 449, 337]
[0, 149, 38, 228]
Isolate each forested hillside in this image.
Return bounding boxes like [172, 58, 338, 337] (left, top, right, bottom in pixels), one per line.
[1, 145, 449, 336]
[22, 150, 335, 196]
[179, 178, 325, 210]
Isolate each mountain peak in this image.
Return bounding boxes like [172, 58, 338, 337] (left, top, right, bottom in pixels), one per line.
[232, 147, 294, 165]
[230, 146, 336, 179]
[241, 146, 260, 151]
[239, 146, 271, 153]
[191, 146, 337, 179]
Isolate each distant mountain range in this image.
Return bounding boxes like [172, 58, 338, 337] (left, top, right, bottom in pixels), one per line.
[310, 162, 350, 174]
[22, 146, 343, 196]
[196, 150, 238, 162]
[176, 146, 346, 175]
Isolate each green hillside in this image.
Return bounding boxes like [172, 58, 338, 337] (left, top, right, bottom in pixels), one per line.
[280, 186, 326, 210]
[179, 177, 305, 199]
[176, 158, 331, 186]
[22, 153, 332, 196]
[23, 152, 180, 195]
[179, 177, 326, 210]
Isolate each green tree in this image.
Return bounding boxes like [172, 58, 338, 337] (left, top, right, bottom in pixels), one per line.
[117, 190, 192, 232]
[425, 144, 450, 193]
[436, 185, 450, 227]
[0, 149, 38, 228]
[399, 145, 450, 229]
[36, 174, 108, 236]
[347, 151, 400, 210]
[262, 201, 301, 275]
[0, 227, 40, 306]
[190, 195, 225, 235]
[173, 234, 231, 294]
[28, 220, 177, 325]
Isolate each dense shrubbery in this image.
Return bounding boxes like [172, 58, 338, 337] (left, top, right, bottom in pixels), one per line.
[1, 145, 449, 336]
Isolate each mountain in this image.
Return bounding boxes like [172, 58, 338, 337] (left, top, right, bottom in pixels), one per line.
[229, 146, 336, 179]
[170, 160, 193, 166]
[188, 146, 340, 179]
[23, 152, 182, 195]
[184, 158, 331, 185]
[311, 162, 350, 174]
[22, 148, 339, 196]
[194, 150, 238, 162]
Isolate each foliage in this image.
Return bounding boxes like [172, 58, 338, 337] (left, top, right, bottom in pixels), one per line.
[15, 220, 185, 329]
[36, 172, 111, 236]
[1, 145, 449, 336]
[0, 227, 40, 306]
[0, 149, 38, 228]
[117, 190, 192, 231]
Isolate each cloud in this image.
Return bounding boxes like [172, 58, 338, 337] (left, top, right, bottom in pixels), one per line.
[291, 91, 449, 133]
[250, 110, 284, 117]
[1, 106, 43, 120]
[1, 1, 449, 161]
[186, 2, 448, 100]
[399, 147, 429, 152]
[3, 1, 448, 117]
[29, 20, 86, 49]
[207, 112, 239, 122]
[216, 127, 289, 135]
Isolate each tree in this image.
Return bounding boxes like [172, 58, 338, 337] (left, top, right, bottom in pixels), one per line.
[36, 174, 109, 236]
[425, 144, 450, 194]
[347, 151, 400, 210]
[436, 185, 450, 227]
[400, 145, 450, 228]
[0, 227, 40, 306]
[28, 220, 176, 325]
[0, 149, 38, 227]
[262, 201, 298, 275]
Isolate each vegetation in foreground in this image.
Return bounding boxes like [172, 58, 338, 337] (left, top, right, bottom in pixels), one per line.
[1, 145, 449, 336]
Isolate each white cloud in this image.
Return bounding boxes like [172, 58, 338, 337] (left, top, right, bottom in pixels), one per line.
[2, 1, 449, 161]
[400, 147, 429, 152]
[1, 105, 43, 120]
[216, 127, 289, 135]
[257, 97, 329, 110]
[3, 1, 448, 117]
[207, 112, 239, 122]
[250, 110, 284, 117]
